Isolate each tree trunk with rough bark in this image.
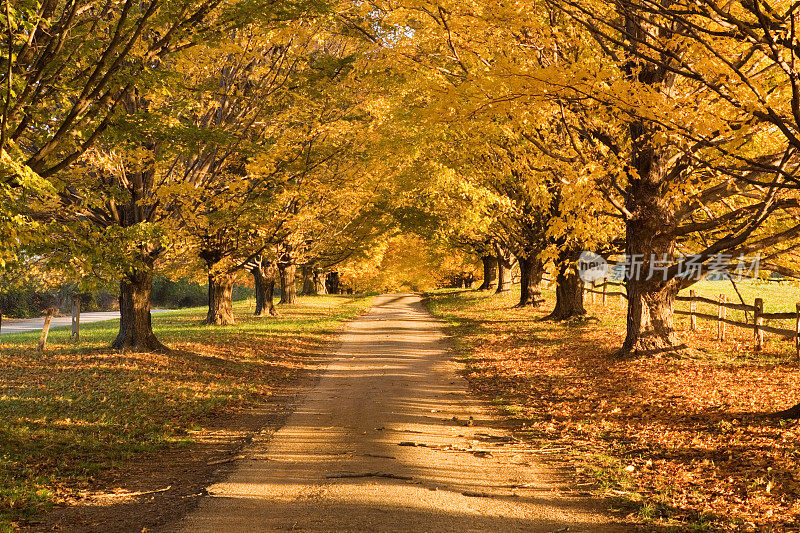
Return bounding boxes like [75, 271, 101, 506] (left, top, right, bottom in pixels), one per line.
[617, 131, 687, 357]
[300, 264, 314, 295]
[113, 263, 167, 352]
[254, 268, 264, 314]
[496, 257, 513, 293]
[279, 261, 297, 304]
[314, 268, 327, 295]
[464, 272, 474, 288]
[478, 256, 498, 290]
[620, 273, 685, 357]
[516, 256, 545, 307]
[615, 6, 687, 358]
[326, 272, 340, 294]
[253, 263, 277, 317]
[545, 263, 586, 321]
[206, 272, 235, 325]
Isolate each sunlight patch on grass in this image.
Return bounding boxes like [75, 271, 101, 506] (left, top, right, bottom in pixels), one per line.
[0, 294, 373, 529]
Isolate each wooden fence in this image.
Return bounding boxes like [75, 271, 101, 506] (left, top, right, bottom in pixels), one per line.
[583, 279, 627, 307]
[581, 279, 800, 356]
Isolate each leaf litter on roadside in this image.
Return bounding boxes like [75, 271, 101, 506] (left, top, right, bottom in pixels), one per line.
[428, 290, 800, 531]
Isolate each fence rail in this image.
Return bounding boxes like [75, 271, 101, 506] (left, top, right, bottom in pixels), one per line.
[675, 294, 752, 311]
[582, 280, 627, 308]
[580, 279, 800, 355]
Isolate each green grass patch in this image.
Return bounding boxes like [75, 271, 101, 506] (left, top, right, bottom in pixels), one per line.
[0, 294, 373, 530]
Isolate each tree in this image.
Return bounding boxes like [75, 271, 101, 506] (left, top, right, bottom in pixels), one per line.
[251, 256, 278, 316]
[1, 0, 267, 266]
[391, 0, 800, 346]
[14, 0, 334, 347]
[546, 0, 800, 355]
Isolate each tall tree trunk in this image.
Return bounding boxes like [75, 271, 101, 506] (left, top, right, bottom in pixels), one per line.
[493, 243, 514, 294]
[300, 264, 314, 295]
[478, 256, 498, 290]
[253, 263, 277, 317]
[253, 268, 264, 314]
[326, 272, 340, 294]
[265, 275, 276, 313]
[206, 272, 235, 325]
[113, 262, 167, 352]
[314, 268, 327, 295]
[516, 256, 544, 307]
[496, 257, 513, 293]
[110, 94, 165, 351]
[545, 258, 586, 320]
[496, 264, 510, 293]
[279, 261, 297, 304]
[617, 123, 687, 357]
[620, 272, 685, 357]
[615, 6, 686, 357]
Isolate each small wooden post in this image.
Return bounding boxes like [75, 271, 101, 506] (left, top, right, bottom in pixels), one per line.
[754, 297, 764, 352]
[717, 294, 727, 341]
[601, 279, 607, 307]
[689, 290, 697, 331]
[794, 303, 800, 359]
[590, 281, 596, 304]
[70, 296, 80, 341]
[38, 309, 54, 351]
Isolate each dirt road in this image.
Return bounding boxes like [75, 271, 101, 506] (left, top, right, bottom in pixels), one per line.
[164, 294, 629, 532]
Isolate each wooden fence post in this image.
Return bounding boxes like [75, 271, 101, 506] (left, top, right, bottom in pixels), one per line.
[590, 281, 596, 304]
[795, 303, 800, 360]
[38, 309, 54, 351]
[689, 290, 697, 331]
[601, 279, 607, 307]
[71, 296, 80, 342]
[754, 297, 764, 352]
[717, 294, 727, 341]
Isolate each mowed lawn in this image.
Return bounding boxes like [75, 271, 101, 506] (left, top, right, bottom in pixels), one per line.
[427, 282, 800, 531]
[0, 295, 373, 530]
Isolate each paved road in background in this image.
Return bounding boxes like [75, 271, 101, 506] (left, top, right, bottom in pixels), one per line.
[0, 311, 167, 335]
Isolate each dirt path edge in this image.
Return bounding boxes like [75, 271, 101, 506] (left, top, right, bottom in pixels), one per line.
[23, 371, 323, 533]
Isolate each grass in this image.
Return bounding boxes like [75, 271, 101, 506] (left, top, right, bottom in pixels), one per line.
[0, 294, 373, 531]
[583, 278, 800, 359]
[426, 285, 800, 531]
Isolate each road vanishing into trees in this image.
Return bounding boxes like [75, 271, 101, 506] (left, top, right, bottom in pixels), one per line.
[164, 294, 630, 532]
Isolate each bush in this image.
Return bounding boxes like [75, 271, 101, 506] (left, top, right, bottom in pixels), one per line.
[0, 276, 255, 317]
[151, 277, 207, 309]
[150, 276, 253, 309]
[0, 289, 57, 318]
